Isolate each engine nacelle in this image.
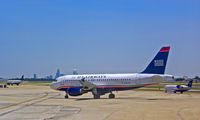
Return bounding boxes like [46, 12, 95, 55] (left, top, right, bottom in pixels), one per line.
[67, 87, 83, 96]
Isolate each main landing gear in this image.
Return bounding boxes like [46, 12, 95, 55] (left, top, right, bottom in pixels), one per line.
[108, 93, 115, 99]
[93, 92, 115, 99]
[65, 91, 69, 99]
[173, 91, 183, 94]
[93, 94, 100, 99]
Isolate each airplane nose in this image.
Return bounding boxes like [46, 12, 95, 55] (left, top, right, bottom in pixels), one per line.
[50, 82, 57, 90]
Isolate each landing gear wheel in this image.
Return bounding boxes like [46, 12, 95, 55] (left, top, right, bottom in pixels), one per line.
[109, 93, 115, 99]
[174, 91, 176, 93]
[65, 91, 69, 99]
[165, 90, 167, 93]
[93, 94, 100, 99]
[65, 95, 69, 99]
[180, 91, 183, 94]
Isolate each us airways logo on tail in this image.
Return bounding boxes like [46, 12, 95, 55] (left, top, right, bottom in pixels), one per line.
[154, 60, 164, 66]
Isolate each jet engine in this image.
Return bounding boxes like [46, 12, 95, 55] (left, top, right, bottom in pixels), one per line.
[67, 87, 83, 96]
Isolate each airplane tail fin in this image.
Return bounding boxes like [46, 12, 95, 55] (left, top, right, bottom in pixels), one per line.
[141, 46, 170, 74]
[187, 80, 193, 87]
[21, 75, 24, 81]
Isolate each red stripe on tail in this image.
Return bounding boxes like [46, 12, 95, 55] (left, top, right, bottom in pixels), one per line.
[160, 46, 170, 52]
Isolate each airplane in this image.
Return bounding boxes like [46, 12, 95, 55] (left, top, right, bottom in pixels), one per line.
[50, 46, 174, 99]
[7, 75, 24, 86]
[164, 80, 193, 94]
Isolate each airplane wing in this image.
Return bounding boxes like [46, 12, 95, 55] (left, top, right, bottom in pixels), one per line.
[79, 78, 98, 90]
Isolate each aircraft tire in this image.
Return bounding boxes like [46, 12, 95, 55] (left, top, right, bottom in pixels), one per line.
[180, 91, 183, 94]
[109, 94, 115, 99]
[174, 91, 176, 93]
[65, 95, 69, 99]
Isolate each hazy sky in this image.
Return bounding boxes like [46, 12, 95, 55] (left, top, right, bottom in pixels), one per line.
[0, 0, 200, 78]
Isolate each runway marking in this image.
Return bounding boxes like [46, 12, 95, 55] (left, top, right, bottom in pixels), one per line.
[177, 107, 188, 120]
[0, 92, 48, 110]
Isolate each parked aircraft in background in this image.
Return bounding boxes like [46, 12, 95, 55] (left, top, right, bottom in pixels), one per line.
[50, 46, 173, 99]
[7, 75, 24, 86]
[165, 80, 193, 93]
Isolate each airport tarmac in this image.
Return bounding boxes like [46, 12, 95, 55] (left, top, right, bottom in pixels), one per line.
[0, 85, 200, 120]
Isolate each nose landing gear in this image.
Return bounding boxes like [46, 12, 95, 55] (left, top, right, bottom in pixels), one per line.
[65, 91, 69, 99]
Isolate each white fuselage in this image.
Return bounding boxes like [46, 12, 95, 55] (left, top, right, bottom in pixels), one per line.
[7, 80, 22, 85]
[50, 73, 173, 90]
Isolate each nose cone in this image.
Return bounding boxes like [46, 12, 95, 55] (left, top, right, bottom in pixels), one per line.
[50, 82, 57, 90]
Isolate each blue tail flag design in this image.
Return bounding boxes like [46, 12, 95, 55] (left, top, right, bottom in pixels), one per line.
[187, 80, 193, 87]
[141, 46, 170, 74]
[21, 75, 24, 80]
